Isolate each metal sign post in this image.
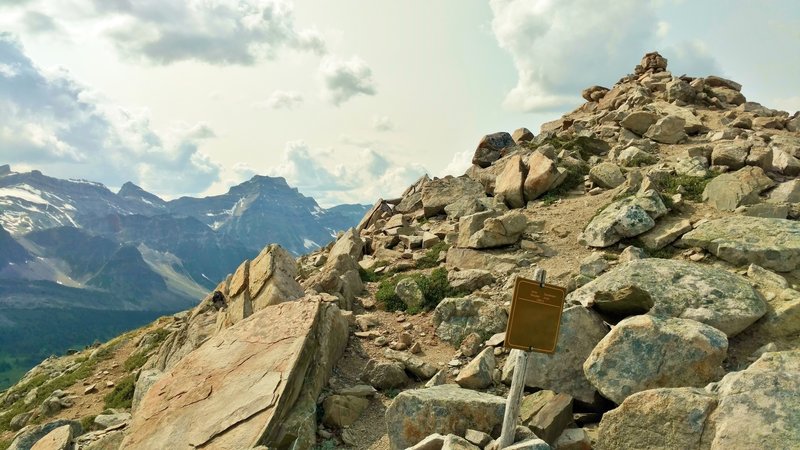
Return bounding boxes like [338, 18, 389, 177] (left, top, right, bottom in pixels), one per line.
[498, 268, 566, 448]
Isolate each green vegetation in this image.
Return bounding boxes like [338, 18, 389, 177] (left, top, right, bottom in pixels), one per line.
[0, 438, 11, 450]
[80, 414, 97, 433]
[313, 439, 338, 450]
[415, 242, 450, 269]
[123, 328, 170, 372]
[375, 267, 466, 314]
[358, 260, 393, 283]
[655, 173, 716, 202]
[384, 388, 401, 399]
[103, 374, 136, 409]
[0, 342, 117, 434]
[0, 306, 168, 390]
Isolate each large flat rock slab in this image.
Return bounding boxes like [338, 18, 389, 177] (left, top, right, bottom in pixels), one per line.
[681, 216, 800, 272]
[121, 298, 347, 450]
[567, 259, 766, 336]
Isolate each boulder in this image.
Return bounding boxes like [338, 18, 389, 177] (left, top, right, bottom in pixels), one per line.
[553, 428, 591, 450]
[519, 390, 557, 427]
[590, 285, 654, 320]
[595, 388, 717, 450]
[30, 425, 73, 450]
[524, 151, 560, 201]
[769, 179, 800, 203]
[512, 128, 535, 144]
[459, 211, 527, 249]
[473, 132, 516, 168]
[408, 434, 446, 450]
[422, 176, 486, 217]
[567, 259, 766, 336]
[503, 439, 551, 450]
[584, 315, 727, 404]
[322, 395, 369, 428]
[581, 85, 609, 102]
[637, 217, 692, 250]
[682, 216, 800, 272]
[361, 360, 409, 390]
[94, 413, 131, 429]
[580, 190, 667, 247]
[131, 369, 161, 413]
[705, 75, 742, 91]
[502, 307, 608, 404]
[645, 115, 687, 144]
[528, 394, 574, 445]
[702, 166, 774, 211]
[589, 163, 625, 189]
[6, 420, 81, 450]
[579, 253, 608, 278]
[121, 298, 348, 450]
[646, 101, 707, 134]
[707, 351, 800, 449]
[711, 141, 750, 170]
[447, 269, 495, 293]
[455, 348, 496, 390]
[442, 435, 480, 450]
[385, 385, 506, 450]
[495, 154, 527, 208]
[620, 111, 658, 135]
[771, 150, 800, 176]
[459, 332, 484, 357]
[384, 349, 438, 380]
[396, 278, 424, 311]
[616, 146, 655, 167]
[709, 86, 745, 105]
[433, 297, 508, 345]
[666, 79, 695, 103]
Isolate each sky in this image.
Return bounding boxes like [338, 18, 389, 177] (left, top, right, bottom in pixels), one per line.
[0, 0, 798, 207]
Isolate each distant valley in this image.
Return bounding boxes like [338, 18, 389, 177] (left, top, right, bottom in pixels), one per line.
[0, 164, 368, 388]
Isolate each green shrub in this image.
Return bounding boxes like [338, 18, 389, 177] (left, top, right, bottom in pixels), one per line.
[80, 414, 97, 432]
[0, 438, 11, 450]
[123, 328, 170, 371]
[374, 268, 466, 313]
[358, 260, 392, 283]
[415, 242, 450, 269]
[103, 374, 136, 409]
[655, 173, 716, 202]
[313, 439, 337, 450]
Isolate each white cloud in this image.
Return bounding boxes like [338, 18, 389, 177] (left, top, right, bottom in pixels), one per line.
[256, 90, 304, 110]
[3, 0, 326, 65]
[489, 0, 720, 112]
[0, 33, 221, 195]
[656, 21, 671, 39]
[372, 115, 394, 131]
[440, 150, 473, 178]
[267, 140, 425, 206]
[319, 55, 377, 106]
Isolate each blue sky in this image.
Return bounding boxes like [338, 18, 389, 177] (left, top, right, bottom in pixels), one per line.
[0, 0, 798, 206]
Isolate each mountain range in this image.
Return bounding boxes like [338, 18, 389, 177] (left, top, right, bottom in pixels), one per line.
[0, 165, 368, 387]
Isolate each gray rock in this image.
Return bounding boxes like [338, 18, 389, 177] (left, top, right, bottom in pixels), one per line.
[770, 149, 800, 176]
[503, 439, 551, 450]
[456, 347, 496, 390]
[433, 297, 508, 345]
[674, 157, 709, 177]
[322, 395, 369, 428]
[581, 190, 667, 247]
[524, 151, 560, 201]
[465, 429, 493, 447]
[396, 278, 424, 311]
[459, 332, 484, 358]
[682, 216, 800, 272]
[553, 428, 591, 450]
[502, 307, 608, 404]
[705, 75, 742, 91]
[94, 412, 131, 429]
[361, 360, 410, 390]
[385, 385, 506, 450]
[579, 253, 608, 277]
[408, 433, 446, 450]
[512, 128, 535, 144]
[9, 412, 33, 431]
[589, 163, 625, 189]
[448, 269, 495, 293]
[595, 387, 717, 450]
[445, 196, 489, 220]
[702, 166, 774, 211]
[132, 369, 161, 413]
[637, 217, 692, 250]
[617, 146, 656, 167]
[584, 315, 727, 404]
[618, 245, 646, 263]
[666, 78, 695, 103]
[473, 132, 516, 168]
[495, 154, 527, 208]
[711, 141, 750, 170]
[769, 179, 800, 203]
[422, 176, 486, 217]
[567, 259, 766, 336]
[425, 370, 447, 388]
[6, 420, 81, 450]
[459, 211, 527, 250]
[620, 111, 658, 135]
[384, 349, 438, 380]
[442, 434, 480, 450]
[645, 115, 687, 144]
[529, 393, 574, 445]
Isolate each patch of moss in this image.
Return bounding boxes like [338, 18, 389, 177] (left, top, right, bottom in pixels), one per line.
[80, 414, 97, 433]
[0, 438, 11, 450]
[103, 374, 136, 410]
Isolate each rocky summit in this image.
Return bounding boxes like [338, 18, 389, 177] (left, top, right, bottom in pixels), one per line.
[2, 51, 800, 450]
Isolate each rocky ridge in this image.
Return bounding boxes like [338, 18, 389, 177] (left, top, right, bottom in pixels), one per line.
[2, 51, 800, 449]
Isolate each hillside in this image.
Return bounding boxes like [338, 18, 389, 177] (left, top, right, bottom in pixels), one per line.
[2, 52, 799, 450]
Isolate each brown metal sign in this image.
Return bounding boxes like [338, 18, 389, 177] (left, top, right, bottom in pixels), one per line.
[504, 276, 566, 353]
